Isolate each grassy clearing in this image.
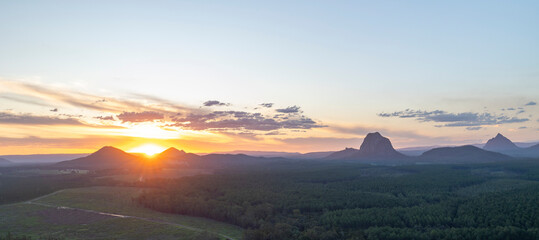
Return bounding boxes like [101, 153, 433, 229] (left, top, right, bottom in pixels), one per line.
[0, 203, 211, 239]
[34, 186, 243, 239]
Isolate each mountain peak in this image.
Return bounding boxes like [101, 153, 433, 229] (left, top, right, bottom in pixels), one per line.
[358, 132, 404, 158]
[154, 147, 189, 160]
[162, 147, 185, 154]
[91, 146, 127, 156]
[484, 133, 519, 152]
[55, 146, 141, 169]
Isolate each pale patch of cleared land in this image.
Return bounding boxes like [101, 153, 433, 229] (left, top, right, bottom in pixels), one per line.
[0, 186, 242, 240]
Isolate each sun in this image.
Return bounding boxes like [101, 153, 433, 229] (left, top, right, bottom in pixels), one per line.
[128, 144, 167, 157]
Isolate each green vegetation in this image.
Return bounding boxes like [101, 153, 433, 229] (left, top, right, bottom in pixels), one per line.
[34, 187, 243, 239]
[0, 202, 218, 240]
[3, 159, 539, 239]
[0, 173, 95, 204]
[0, 166, 241, 240]
[136, 160, 539, 240]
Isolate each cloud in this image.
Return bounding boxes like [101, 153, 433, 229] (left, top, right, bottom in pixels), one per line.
[276, 106, 301, 113]
[264, 131, 283, 136]
[171, 110, 325, 132]
[525, 101, 536, 106]
[95, 115, 114, 121]
[117, 111, 164, 123]
[378, 109, 529, 127]
[260, 103, 274, 108]
[466, 127, 482, 131]
[50, 108, 58, 112]
[0, 80, 185, 114]
[0, 93, 52, 107]
[0, 135, 127, 149]
[1, 80, 323, 135]
[0, 112, 84, 125]
[519, 126, 527, 129]
[203, 100, 230, 107]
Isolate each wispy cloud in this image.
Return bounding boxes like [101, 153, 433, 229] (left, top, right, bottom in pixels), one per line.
[117, 111, 164, 123]
[203, 100, 230, 107]
[0, 80, 180, 114]
[0, 112, 85, 125]
[0, 93, 53, 107]
[525, 101, 537, 106]
[260, 103, 274, 108]
[276, 106, 301, 113]
[378, 109, 528, 127]
[95, 116, 114, 121]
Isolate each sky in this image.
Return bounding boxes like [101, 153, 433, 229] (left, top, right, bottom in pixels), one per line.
[0, 1, 538, 155]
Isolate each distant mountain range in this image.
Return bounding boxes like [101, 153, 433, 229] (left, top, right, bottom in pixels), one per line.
[3, 132, 536, 170]
[53, 146, 287, 170]
[325, 132, 514, 164]
[207, 150, 335, 159]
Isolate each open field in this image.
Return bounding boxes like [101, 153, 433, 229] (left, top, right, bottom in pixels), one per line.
[0, 203, 216, 239]
[0, 186, 243, 240]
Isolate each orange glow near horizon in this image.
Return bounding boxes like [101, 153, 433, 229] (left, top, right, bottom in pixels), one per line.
[127, 143, 167, 157]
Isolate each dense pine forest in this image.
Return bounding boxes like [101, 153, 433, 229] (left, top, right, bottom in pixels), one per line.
[137, 159, 539, 240]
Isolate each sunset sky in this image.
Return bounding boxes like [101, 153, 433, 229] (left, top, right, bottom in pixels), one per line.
[1, 1, 538, 155]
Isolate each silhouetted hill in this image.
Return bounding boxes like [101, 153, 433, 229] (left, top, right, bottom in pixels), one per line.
[211, 150, 335, 159]
[481, 134, 539, 158]
[483, 133, 519, 152]
[507, 143, 539, 158]
[296, 151, 335, 159]
[524, 144, 539, 155]
[152, 148, 290, 168]
[326, 148, 359, 160]
[153, 147, 200, 166]
[357, 132, 406, 158]
[327, 132, 409, 164]
[0, 158, 13, 166]
[419, 145, 511, 163]
[55, 146, 143, 169]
